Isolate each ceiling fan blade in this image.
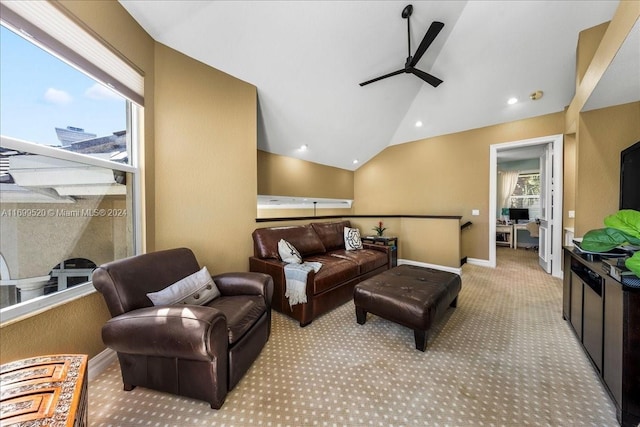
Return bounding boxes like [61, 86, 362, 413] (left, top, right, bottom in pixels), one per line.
[359, 69, 405, 86]
[410, 67, 443, 87]
[409, 21, 444, 67]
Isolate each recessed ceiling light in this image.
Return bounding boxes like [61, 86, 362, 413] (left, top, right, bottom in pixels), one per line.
[507, 97, 518, 105]
[299, 144, 308, 151]
[353, 159, 359, 164]
[415, 121, 423, 127]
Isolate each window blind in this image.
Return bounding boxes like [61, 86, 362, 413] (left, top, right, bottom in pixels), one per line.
[0, 1, 144, 106]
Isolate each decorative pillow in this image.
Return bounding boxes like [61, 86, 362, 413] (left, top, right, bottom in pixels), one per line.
[278, 239, 303, 264]
[147, 266, 220, 306]
[344, 227, 363, 251]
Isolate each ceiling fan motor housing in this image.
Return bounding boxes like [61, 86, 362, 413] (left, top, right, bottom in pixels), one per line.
[359, 4, 444, 88]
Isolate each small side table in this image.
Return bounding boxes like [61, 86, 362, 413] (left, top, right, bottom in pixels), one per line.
[496, 224, 513, 248]
[1, 354, 88, 426]
[362, 236, 398, 267]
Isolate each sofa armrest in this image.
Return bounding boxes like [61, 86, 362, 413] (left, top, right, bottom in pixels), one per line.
[102, 305, 227, 361]
[213, 272, 274, 307]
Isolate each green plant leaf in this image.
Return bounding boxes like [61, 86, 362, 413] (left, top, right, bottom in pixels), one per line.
[604, 209, 640, 240]
[625, 251, 640, 277]
[620, 231, 640, 246]
[581, 227, 630, 252]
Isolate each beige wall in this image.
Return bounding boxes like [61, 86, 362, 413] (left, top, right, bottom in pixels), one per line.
[575, 102, 640, 235]
[258, 150, 354, 199]
[349, 217, 461, 267]
[257, 208, 354, 218]
[567, 3, 640, 235]
[563, 133, 577, 231]
[354, 112, 564, 261]
[0, 292, 109, 364]
[153, 43, 257, 273]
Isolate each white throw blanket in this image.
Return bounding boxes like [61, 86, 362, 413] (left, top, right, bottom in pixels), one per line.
[284, 262, 322, 309]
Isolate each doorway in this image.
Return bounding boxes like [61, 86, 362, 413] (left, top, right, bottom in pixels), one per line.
[489, 134, 564, 278]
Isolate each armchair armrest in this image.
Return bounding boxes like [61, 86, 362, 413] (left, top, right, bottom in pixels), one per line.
[213, 272, 274, 307]
[102, 305, 227, 361]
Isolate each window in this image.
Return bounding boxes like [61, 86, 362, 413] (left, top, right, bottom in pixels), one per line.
[509, 172, 540, 219]
[0, 4, 142, 322]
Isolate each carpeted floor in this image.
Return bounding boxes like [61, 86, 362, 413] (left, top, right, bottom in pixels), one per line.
[89, 248, 618, 426]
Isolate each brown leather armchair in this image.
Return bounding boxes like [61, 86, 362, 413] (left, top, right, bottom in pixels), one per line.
[92, 248, 273, 409]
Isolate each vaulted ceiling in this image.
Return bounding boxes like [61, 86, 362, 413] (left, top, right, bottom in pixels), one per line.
[120, 1, 630, 171]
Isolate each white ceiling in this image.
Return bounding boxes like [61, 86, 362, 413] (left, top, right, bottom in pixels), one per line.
[119, 1, 631, 171]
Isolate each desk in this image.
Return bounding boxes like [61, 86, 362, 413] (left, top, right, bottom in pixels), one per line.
[514, 222, 539, 249]
[496, 224, 513, 248]
[1, 354, 88, 426]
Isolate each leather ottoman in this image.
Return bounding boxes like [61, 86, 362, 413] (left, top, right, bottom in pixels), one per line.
[354, 264, 461, 351]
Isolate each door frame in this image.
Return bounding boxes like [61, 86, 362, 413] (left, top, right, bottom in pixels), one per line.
[489, 134, 564, 278]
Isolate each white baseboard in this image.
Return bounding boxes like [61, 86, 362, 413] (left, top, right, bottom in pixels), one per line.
[88, 348, 117, 381]
[466, 257, 492, 268]
[398, 259, 462, 275]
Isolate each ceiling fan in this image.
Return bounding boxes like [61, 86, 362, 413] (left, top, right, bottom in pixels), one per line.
[359, 4, 444, 88]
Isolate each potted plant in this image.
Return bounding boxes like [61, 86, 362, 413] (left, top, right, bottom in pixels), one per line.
[372, 221, 387, 237]
[580, 209, 640, 277]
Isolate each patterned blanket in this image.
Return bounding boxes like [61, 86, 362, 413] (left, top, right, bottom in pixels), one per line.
[284, 262, 322, 308]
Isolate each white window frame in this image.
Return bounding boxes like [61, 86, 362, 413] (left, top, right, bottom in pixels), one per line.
[509, 170, 541, 218]
[0, 2, 144, 324]
[0, 134, 142, 324]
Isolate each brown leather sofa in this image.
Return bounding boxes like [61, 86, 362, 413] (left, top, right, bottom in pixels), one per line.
[92, 248, 273, 409]
[249, 220, 391, 326]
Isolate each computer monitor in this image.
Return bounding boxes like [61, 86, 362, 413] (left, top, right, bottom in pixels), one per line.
[509, 208, 529, 223]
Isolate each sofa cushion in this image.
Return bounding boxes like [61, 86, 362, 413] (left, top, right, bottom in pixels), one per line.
[278, 239, 303, 264]
[310, 220, 350, 251]
[304, 254, 359, 294]
[252, 225, 326, 259]
[146, 266, 220, 306]
[344, 227, 363, 251]
[328, 249, 388, 275]
[208, 295, 266, 345]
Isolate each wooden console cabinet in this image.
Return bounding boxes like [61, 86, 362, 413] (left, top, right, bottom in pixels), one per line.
[0, 354, 88, 426]
[563, 248, 640, 426]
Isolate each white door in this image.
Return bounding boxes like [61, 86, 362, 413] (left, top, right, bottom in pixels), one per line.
[538, 143, 553, 273]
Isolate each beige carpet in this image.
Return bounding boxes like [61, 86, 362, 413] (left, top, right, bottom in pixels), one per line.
[89, 248, 618, 426]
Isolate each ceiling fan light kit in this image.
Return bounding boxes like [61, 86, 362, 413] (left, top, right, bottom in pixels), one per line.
[359, 4, 444, 88]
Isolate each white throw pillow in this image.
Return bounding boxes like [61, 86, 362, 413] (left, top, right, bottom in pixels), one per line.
[344, 227, 363, 251]
[278, 239, 303, 264]
[147, 266, 220, 306]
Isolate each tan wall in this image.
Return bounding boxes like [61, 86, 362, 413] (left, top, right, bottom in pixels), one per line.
[257, 208, 354, 218]
[1, 1, 154, 364]
[575, 102, 640, 235]
[567, 4, 640, 235]
[0, 292, 110, 364]
[258, 150, 354, 200]
[153, 43, 257, 273]
[563, 133, 577, 231]
[349, 217, 460, 267]
[575, 22, 609, 91]
[354, 112, 564, 261]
